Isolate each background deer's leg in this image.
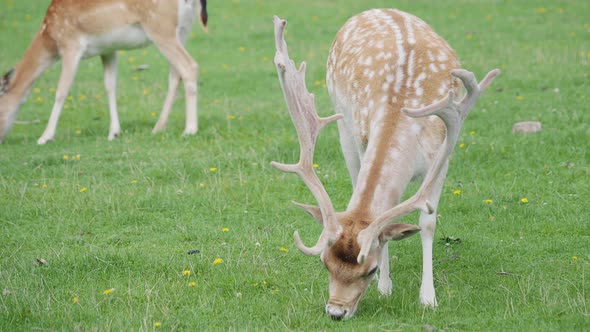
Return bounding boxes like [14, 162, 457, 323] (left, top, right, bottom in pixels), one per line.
[101, 53, 121, 140]
[153, 65, 180, 133]
[144, 24, 198, 136]
[38, 48, 82, 145]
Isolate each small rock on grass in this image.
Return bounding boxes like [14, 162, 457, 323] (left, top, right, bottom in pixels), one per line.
[512, 121, 542, 134]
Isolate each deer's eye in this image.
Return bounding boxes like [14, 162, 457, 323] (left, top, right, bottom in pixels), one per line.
[366, 266, 378, 277]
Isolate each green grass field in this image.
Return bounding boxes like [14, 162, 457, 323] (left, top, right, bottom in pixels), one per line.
[1, 0, 589, 330]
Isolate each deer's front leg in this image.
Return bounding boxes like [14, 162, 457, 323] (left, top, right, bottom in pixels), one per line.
[101, 53, 121, 141]
[418, 162, 448, 307]
[38, 49, 82, 145]
[377, 244, 392, 296]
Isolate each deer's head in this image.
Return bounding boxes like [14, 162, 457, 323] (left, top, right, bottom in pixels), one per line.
[0, 68, 17, 143]
[315, 211, 420, 319]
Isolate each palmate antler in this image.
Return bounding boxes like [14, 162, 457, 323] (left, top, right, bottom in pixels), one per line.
[356, 68, 501, 264]
[271, 16, 343, 255]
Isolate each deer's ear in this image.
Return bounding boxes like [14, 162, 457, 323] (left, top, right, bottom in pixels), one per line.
[0, 68, 15, 94]
[380, 223, 421, 242]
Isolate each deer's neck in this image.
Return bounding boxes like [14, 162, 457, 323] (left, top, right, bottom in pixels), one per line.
[346, 111, 423, 216]
[8, 30, 57, 99]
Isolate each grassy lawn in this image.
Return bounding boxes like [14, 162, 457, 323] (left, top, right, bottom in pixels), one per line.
[1, 0, 589, 330]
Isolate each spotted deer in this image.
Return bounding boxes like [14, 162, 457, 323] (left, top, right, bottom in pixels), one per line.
[272, 10, 499, 319]
[0, 0, 208, 144]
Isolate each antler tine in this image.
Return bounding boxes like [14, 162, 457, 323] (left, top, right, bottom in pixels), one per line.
[271, 16, 343, 256]
[356, 68, 500, 264]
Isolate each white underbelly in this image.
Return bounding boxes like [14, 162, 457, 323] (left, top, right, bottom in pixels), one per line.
[83, 24, 151, 58]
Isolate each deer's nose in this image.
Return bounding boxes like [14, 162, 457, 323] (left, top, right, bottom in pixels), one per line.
[326, 304, 347, 320]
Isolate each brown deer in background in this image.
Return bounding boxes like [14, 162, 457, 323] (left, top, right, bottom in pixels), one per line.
[0, 0, 208, 144]
[272, 10, 499, 319]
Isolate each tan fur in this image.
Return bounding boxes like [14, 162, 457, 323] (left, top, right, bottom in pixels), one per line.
[0, 0, 208, 143]
[274, 10, 499, 318]
[323, 9, 461, 317]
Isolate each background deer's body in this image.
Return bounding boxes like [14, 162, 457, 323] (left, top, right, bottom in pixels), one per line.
[0, 0, 208, 144]
[272, 10, 499, 320]
[325, 9, 461, 313]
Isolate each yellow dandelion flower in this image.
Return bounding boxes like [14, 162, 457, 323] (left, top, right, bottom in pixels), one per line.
[103, 288, 114, 295]
[35, 96, 43, 104]
[470, 130, 476, 136]
[222, 227, 230, 232]
[209, 167, 218, 172]
[79, 95, 87, 101]
[313, 163, 319, 169]
[459, 143, 466, 149]
[222, 64, 229, 70]
[213, 258, 223, 266]
[33, 87, 41, 94]
[280, 247, 288, 252]
[132, 76, 139, 81]
[79, 187, 88, 193]
[314, 80, 321, 86]
[63, 155, 69, 160]
[72, 296, 78, 304]
[150, 111, 156, 117]
[143, 89, 149, 96]
[239, 46, 245, 52]
[67, 96, 73, 101]
[41, 184, 47, 189]
[199, 183, 206, 188]
[535, 7, 547, 14]
[74, 154, 81, 161]
[520, 197, 529, 204]
[154, 322, 162, 328]
[128, 57, 135, 63]
[453, 189, 461, 195]
[516, 95, 524, 101]
[131, 180, 138, 185]
[75, 129, 81, 135]
[188, 281, 197, 287]
[183, 270, 191, 276]
[484, 199, 493, 204]
[572, 256, 578, 260]
[227, 115, 236, 120]
[466, 33, 473, 40]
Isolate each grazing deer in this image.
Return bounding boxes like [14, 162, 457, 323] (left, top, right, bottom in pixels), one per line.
[0, 0, 208, 144]
[272, 10, 499, 320]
